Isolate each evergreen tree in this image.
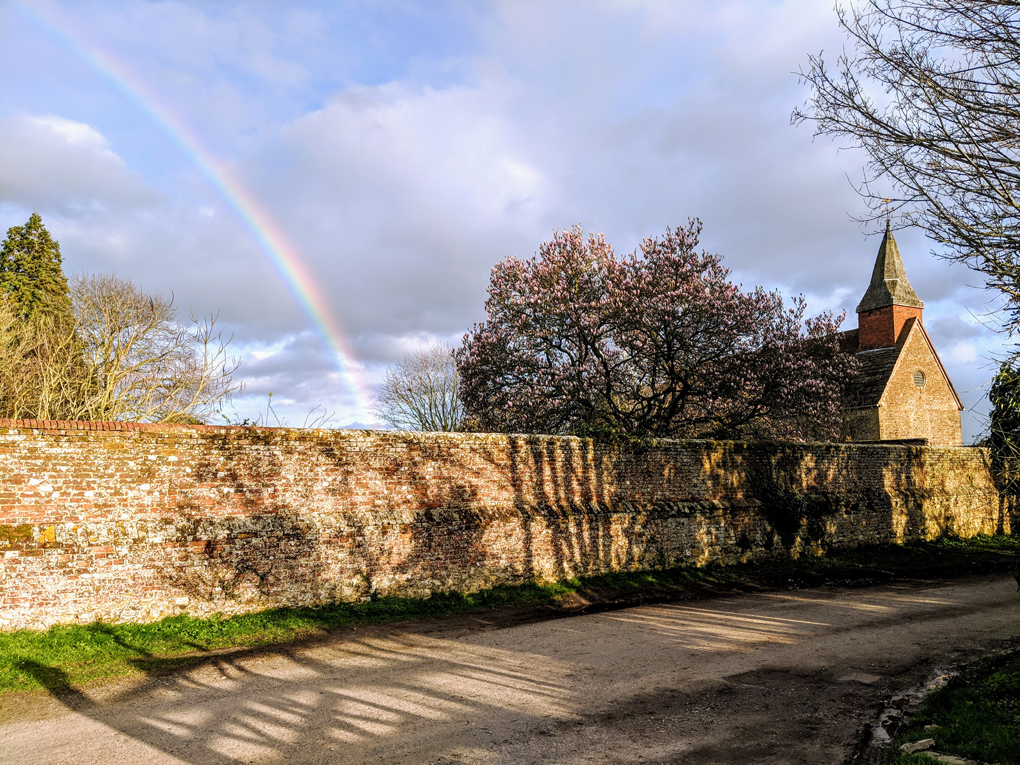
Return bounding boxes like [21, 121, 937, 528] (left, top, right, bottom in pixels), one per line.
[988, 362, 1020, 496]
[0, 213, 73, 324]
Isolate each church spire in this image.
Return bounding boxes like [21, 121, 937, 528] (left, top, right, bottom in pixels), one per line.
[856, 220, 924, 313]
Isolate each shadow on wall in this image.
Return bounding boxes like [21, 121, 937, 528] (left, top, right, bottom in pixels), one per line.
[165, 431, 499, 612]
[164, 436, 324, 609]
[164, 432, 662, 613]
[507, 436, 618, 581]
[158, 432, 1003, 618]
[742, 444, 893, 552]
[720, 442, 986, 554]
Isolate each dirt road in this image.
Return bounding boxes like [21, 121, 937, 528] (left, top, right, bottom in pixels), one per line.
[1, 574, 1017, 765]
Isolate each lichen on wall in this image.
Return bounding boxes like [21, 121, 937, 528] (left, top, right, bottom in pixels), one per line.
[0, 419, 1008, 631]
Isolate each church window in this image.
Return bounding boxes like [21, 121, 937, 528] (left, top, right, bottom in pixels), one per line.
[913, 370, 926, 388]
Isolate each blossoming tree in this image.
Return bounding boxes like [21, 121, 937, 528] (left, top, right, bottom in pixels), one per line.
[458, 222, 857, 441]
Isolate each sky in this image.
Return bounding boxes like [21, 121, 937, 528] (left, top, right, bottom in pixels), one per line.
[0, 0, 1005, 441]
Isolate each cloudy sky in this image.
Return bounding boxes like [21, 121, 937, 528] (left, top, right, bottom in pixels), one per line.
[0, 0, 1004, 440]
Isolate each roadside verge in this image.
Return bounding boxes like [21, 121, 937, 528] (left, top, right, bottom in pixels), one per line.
[2, 534, 1017, 697]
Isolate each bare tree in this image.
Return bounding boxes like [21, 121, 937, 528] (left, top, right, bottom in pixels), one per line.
[68, 274, 241, 423]
[0, 296, 41, 417]
[794, 0, 1020, 334]
[0, 296, 87, 420]
[0, 275, 242, 423]
[374, 342, 464, 431]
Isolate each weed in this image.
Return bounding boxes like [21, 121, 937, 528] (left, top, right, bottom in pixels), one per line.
[882, 649, 1020, 765]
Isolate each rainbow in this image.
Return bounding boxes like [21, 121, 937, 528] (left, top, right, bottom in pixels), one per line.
[15, 3, 375, 421]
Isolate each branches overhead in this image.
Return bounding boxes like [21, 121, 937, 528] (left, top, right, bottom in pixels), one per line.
[794, 0, 1020, 332]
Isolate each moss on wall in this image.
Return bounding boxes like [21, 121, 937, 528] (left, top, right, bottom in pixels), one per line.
[0, 420, 1007, 630]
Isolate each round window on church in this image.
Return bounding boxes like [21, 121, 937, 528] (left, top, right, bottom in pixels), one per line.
[914, 370, 926, 388]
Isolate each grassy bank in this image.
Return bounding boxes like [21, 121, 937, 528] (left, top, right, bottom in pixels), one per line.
[882, 648, 1020, 765]
[1, 534, 1017, 696]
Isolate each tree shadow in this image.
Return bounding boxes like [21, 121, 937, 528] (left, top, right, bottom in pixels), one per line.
[11, 571, 1010, 765]
[15, 659, 87, 701]
[6, 429, 1011, 764]
[13, 626, 583, 765]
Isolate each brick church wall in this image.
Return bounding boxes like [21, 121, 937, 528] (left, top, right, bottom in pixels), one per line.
[842, 407, 880, 442]
[878, 327, 963, 446]
[858, 305, 923, 351]
[0, 421, 1005, 631]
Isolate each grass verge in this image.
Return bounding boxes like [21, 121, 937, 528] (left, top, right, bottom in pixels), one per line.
[2, 534, 1017, 696]
[881, 648, 1020, 765]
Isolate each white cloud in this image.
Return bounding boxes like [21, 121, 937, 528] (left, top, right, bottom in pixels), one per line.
[946, 341, 979, 366]
[235, 80, 556, 342]
[280, 82, 549, 225]
[2, 0, 1013, 435]
[0, 114, 158, 212]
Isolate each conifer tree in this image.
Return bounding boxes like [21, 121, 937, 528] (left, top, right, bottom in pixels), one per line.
[0, 213, 73, 324]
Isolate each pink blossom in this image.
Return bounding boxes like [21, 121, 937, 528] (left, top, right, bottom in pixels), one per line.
[458, 222, 858, 441]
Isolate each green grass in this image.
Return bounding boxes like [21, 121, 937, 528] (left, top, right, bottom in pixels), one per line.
[881, 649, 1020, 765]
[2, 534, 1017, 696]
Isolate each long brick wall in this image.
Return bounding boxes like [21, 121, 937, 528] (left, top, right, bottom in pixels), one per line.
[0, 421, 1011, 631]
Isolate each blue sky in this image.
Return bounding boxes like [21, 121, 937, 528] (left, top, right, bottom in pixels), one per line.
[0, 0, 1004, 440]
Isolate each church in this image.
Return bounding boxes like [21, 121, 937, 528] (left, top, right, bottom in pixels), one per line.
[840, 222, 964, 446]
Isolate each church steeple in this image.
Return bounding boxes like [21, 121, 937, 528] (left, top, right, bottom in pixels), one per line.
[856, 222, 925, 351]
[856, 221, 924, 313]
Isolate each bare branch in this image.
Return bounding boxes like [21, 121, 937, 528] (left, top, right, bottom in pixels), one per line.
[373, 342, 464, 432]
[0, 274, 242, 423]
[795, 1, 1020, 338]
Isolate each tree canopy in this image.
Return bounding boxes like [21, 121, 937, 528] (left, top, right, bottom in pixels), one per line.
[458, 223, 857, 441]
[794, 0, 1020, 337]
[0, 213, 73, 325]
[988, 361, 1020, 495]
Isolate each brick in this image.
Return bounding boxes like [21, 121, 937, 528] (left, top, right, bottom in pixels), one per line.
[0, 421, 1007, 631]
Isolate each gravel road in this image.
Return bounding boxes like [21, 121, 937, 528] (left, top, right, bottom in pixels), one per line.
[1, 574, 1017, 765]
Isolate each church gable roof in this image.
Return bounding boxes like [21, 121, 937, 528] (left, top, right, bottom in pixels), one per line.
[877, 318, 964, 412]
[856, 221, 925, 313]
[839, 328, 900, 408]
[840, 320, 963, 411]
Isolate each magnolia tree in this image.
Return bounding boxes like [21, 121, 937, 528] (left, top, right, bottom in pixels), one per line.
[458, 222, 858, 441]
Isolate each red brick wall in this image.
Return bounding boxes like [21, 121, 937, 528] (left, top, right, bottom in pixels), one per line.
[0, 421, 1006, 630]
[858, 305, 924, 350]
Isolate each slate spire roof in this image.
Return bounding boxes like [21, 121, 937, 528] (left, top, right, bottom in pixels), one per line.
[856, 220, 924, 313]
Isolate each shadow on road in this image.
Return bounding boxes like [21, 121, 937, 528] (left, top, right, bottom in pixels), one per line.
[11, 579, 1014, 765]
